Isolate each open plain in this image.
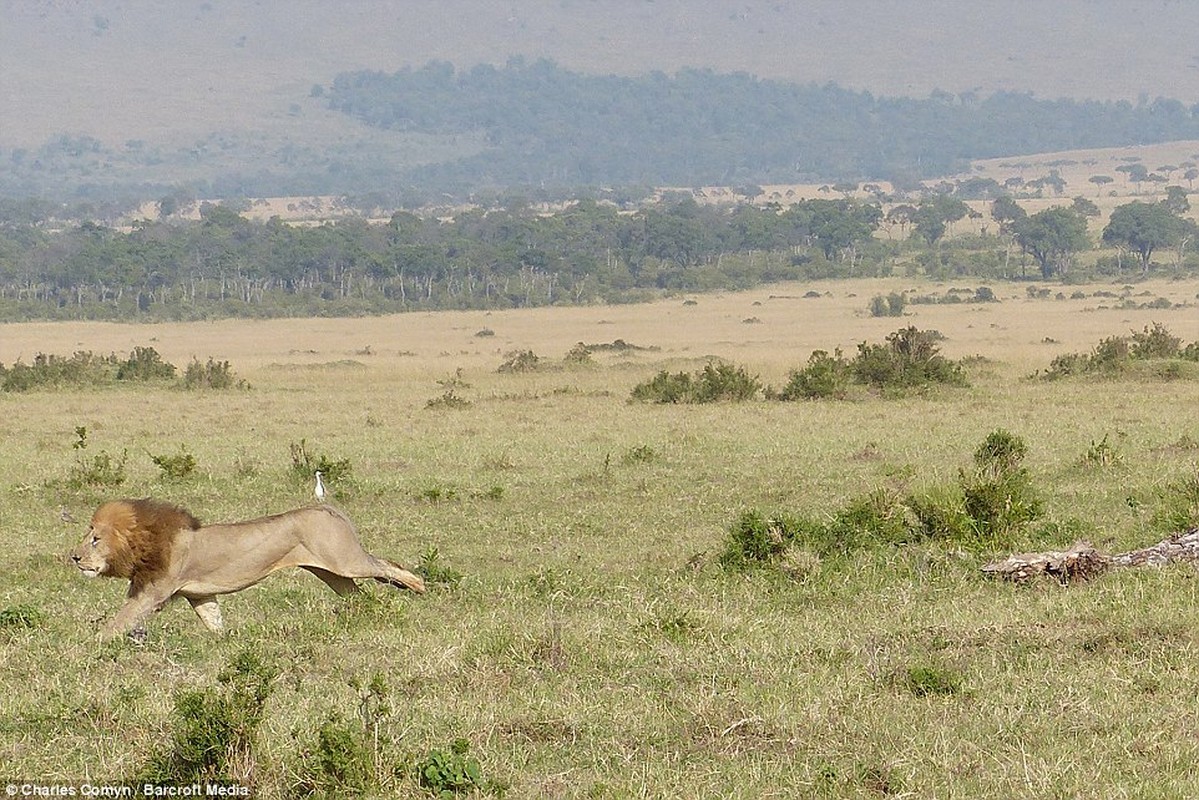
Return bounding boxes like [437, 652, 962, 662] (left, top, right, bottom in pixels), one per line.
[2, 277, 1199, 796]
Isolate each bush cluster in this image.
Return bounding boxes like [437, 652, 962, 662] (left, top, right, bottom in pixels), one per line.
[630, 362, 763, 404]
[137, 650, 277, 786]
[183, 356, 245, 389]
[632, 327, 968, 404]
[0, 346, 243, 392]
[869, 292, 907, 317]
[719, 429, 1043, 570]
[779, 326, 967, 399]
[1044, 323, 1199, 378]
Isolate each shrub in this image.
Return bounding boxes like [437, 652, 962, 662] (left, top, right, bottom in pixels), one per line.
[183, 357, 243, 389]
[564, 342, 594, 365]
[151, 445, 197, 481]
[417, 546, 463, 588]
[497, 349, 540, 373]
[959, 429, 1042, 547]
[297, 674, 397, 796]
[778, 348, 852, 400]
[425, 389, 471, 409]
[1042, 324, 1197, 379]
[869, 291, 906, 317]
[629, 370, 694, 404]
[852, 326, 966, 390]
[299, 717, 373, 797]
[630, 361, 762, 404]
[1080, 434, 1122, 468]
[692, 362, 762, 402]
[415, 739, 484, 796]
[1151, 467, 1199, 534]
[1, 351, 118, 391]
[1131, 322, 1181, 359]
[906, 486, 973, 543]
[138, 650, 276, 786]
[718, 510, 797, 569]
[67, 426, 127, 489]
[117, 346, 176, 381]
[289, 439, 353, 484]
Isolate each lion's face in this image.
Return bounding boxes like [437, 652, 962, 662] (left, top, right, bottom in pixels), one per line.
[70, 500, 143, 581]
[70, 525, 117, 578]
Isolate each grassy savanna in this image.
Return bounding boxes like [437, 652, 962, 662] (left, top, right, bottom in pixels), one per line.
[2, 277, 1199, 796]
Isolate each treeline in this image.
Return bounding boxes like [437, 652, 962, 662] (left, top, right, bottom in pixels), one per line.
[1, 191, 1196, 321]
[1, 198, 875, 319]
[327, 59, 1199, 191]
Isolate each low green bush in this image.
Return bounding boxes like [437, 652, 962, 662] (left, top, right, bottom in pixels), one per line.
[631, 361, 762, 404]
[1043, 324, 1198, 379]
[852, 326, 966, 390]
[778, 349, 852, 399]
[137, 650, 276, 785]
[151, 445, 197, 481]
[416, 739, 484, 796]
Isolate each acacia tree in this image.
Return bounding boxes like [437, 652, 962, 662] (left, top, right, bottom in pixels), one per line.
[990, 195, 1028, 277]
[1102, 201, 1190, 274]
[912, 194, 969, 246]
[1012, 206, 1089, 279]
[1088, 175, 1114, 196]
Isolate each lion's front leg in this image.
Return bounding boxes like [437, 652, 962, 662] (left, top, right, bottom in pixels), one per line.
[187, 595, 224, 633]
[101, 586, 173, 641]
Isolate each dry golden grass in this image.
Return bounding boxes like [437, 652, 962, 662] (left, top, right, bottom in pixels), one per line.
[2, 278, 1198, 796]
[3, 276, 1195, 382]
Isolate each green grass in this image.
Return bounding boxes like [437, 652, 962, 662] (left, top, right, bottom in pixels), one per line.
[2, 281, 1199, 796]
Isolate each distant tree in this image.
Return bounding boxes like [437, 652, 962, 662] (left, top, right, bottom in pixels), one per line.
[990, 196, 1027, 232]
[954, 176, 1004, 200]
[883, 204, 916, 238]
[1185, 167, 1199, 189]
[912, 195, 969, 246]
[1012, 206, 1090, 279]
[1087, 175, 1114, 196]
[1041, 171, 1067, 196]
[1162, 185, 1190, 215]
[786, 199, 881, 261]
[1102, 201, 1189, 274]
[1070, 196, 1101, 218]
[1115, 163, 1150, 190]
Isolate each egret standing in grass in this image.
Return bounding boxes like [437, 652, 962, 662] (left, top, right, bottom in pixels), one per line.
[314, 470, 327, 502]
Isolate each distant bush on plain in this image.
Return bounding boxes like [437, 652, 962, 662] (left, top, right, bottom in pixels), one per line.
[630, 362, 763, 404]
[1042, 323, 1199, 379]
[0, 346, 244, 392]
[778, 326, 968, 399]
[719, 429, 1045, 572]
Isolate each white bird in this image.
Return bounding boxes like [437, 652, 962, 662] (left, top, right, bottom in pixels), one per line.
[314, 470, 327, 502]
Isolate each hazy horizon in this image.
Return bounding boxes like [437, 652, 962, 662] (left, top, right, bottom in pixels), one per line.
[3, 0, 1198, 150]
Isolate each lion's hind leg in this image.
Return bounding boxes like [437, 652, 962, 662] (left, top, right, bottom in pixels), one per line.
[373, 558, 426, 594]
[187, 596, 224, 633]
[302, 566, 361, 596]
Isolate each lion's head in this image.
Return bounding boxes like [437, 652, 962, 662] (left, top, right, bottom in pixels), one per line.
[70, 499, 201, 590]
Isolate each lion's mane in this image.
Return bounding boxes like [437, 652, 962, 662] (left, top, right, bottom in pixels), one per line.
[92, 498, 201, 591]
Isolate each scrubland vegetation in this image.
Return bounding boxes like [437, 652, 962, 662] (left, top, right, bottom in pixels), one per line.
[1, 278, 1198, 796]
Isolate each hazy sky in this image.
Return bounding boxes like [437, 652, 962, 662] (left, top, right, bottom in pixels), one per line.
[2, 0, 1197, 147]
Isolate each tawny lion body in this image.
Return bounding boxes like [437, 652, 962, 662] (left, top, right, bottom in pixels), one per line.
[70, 499, 425, 640]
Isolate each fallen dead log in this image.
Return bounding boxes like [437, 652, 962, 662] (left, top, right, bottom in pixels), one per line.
[982, 527, 1199, 584]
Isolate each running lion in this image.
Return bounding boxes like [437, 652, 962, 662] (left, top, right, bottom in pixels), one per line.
[70, 498, 425, 640]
